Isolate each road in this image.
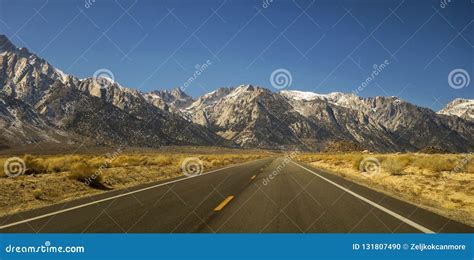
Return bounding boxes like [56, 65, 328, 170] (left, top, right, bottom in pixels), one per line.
[0, 157, 472, 233]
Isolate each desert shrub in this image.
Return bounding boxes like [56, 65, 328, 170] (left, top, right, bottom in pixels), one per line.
[382, 158, 404, 175]
[411, 156, 431, 169]
[352, 156, 364, 170]
[45, 157, 70, 173]
[429, 158, 456, 172]
[412, 156, 456, 173]
[112, 155, 175, 167]
[222, 159, 231, 165]
[153, 156, 173, 166]
[112, 155, 144, 167]
[452, 156, 474, 173]
[396, 154, 414, 167]
[465, 159, 474, 173]
[69, 162, 103, 188]
[375, 156, 386, 163]
[23, 155, 47, 175]
[210, 160, 221, 167]
[65, 155, 84, 163]
[33, 189, 43, 199]
[87, 156, 109, 168]
[0, 158, 6, 177]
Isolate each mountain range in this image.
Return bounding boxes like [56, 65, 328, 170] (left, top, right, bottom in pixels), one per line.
[0, 35, 472, 152]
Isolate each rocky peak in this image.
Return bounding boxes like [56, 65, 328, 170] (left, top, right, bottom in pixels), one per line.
[151, 87, 192, 103]
[147, 87, 193, 112]
[170, 87, 187, 97]
[438, 98, 474, 121]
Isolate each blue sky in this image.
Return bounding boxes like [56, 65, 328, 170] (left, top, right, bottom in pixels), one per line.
[0, 0, 472, 110]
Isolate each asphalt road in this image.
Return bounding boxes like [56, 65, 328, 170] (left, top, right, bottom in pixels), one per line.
[0, 157, 472, 233]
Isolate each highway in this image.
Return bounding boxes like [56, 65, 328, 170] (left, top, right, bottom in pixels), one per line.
[0, 157, 472, 233]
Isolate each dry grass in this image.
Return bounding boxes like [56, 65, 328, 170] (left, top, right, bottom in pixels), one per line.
[68, 162, 104, 188]
[297, 152, 474, 227]
[382, 158, 404, 175]
[0, 151, 267, 217]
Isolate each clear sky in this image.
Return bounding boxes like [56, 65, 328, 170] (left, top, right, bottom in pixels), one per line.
[0, 0, 472, 110]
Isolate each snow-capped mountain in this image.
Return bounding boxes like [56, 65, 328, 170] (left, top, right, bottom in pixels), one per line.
[0, 35, 226, 149]
[0, 34, 472, 152]
[438, 98, 474, 121]
[176, 87, 473, 152]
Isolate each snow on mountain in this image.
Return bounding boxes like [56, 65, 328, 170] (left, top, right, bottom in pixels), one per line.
[54, 68, 69, 83]
[438, 98, 474, 121]
[280, 90, 332, 101]
[280, 90, 362, 108]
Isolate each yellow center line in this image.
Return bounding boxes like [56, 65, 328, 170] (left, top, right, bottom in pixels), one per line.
[250, 175, 256, 180]
[213, 196, 234, 211]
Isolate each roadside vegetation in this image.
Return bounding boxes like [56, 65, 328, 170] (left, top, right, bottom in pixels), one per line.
[296, 153, 474, 227]
[0, 151, 267, 217]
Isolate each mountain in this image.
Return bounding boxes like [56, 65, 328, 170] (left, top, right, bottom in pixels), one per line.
[438, 98, 473, 121]
[0, 34, 472, 152]
[182, 85, 333, 149]
[151, 87, 193, 111]
[0, 92, 73, 148]
[180, 88, 473, 152]
[0, 35, 226, 149]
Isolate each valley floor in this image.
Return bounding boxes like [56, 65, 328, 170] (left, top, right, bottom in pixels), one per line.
[1, 149, 473, 228]
[296, 153, 474, 227]
[0, 149, 269, 217]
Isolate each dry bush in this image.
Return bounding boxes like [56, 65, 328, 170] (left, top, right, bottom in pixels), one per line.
[45, 157, 69, 173]
[23, 155, 47, 175]
[375, 155, 386, 163]
[411, 156, 431, 170]
[352, 156, 364, 170]
[412, 155, 456, 173]
[42, 155, 87, 173]
[451, 156, 474, 174]
[465, 159, 474, 173]
[382, 158, 404, 175]
[209, 160, 222, 167]
[68, 162, 103, 188]
[150, 156, 174, 166]
[397, 154, 414, 167]
[86, 156, 109, 168]
[0, 158, 6, 177]
[33, 189, 43, 199]
[112, 155, 143, 167]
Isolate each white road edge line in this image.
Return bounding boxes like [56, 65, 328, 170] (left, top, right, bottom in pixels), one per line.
[292, 160, 435, 234]
[0, 158, 268, 230]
